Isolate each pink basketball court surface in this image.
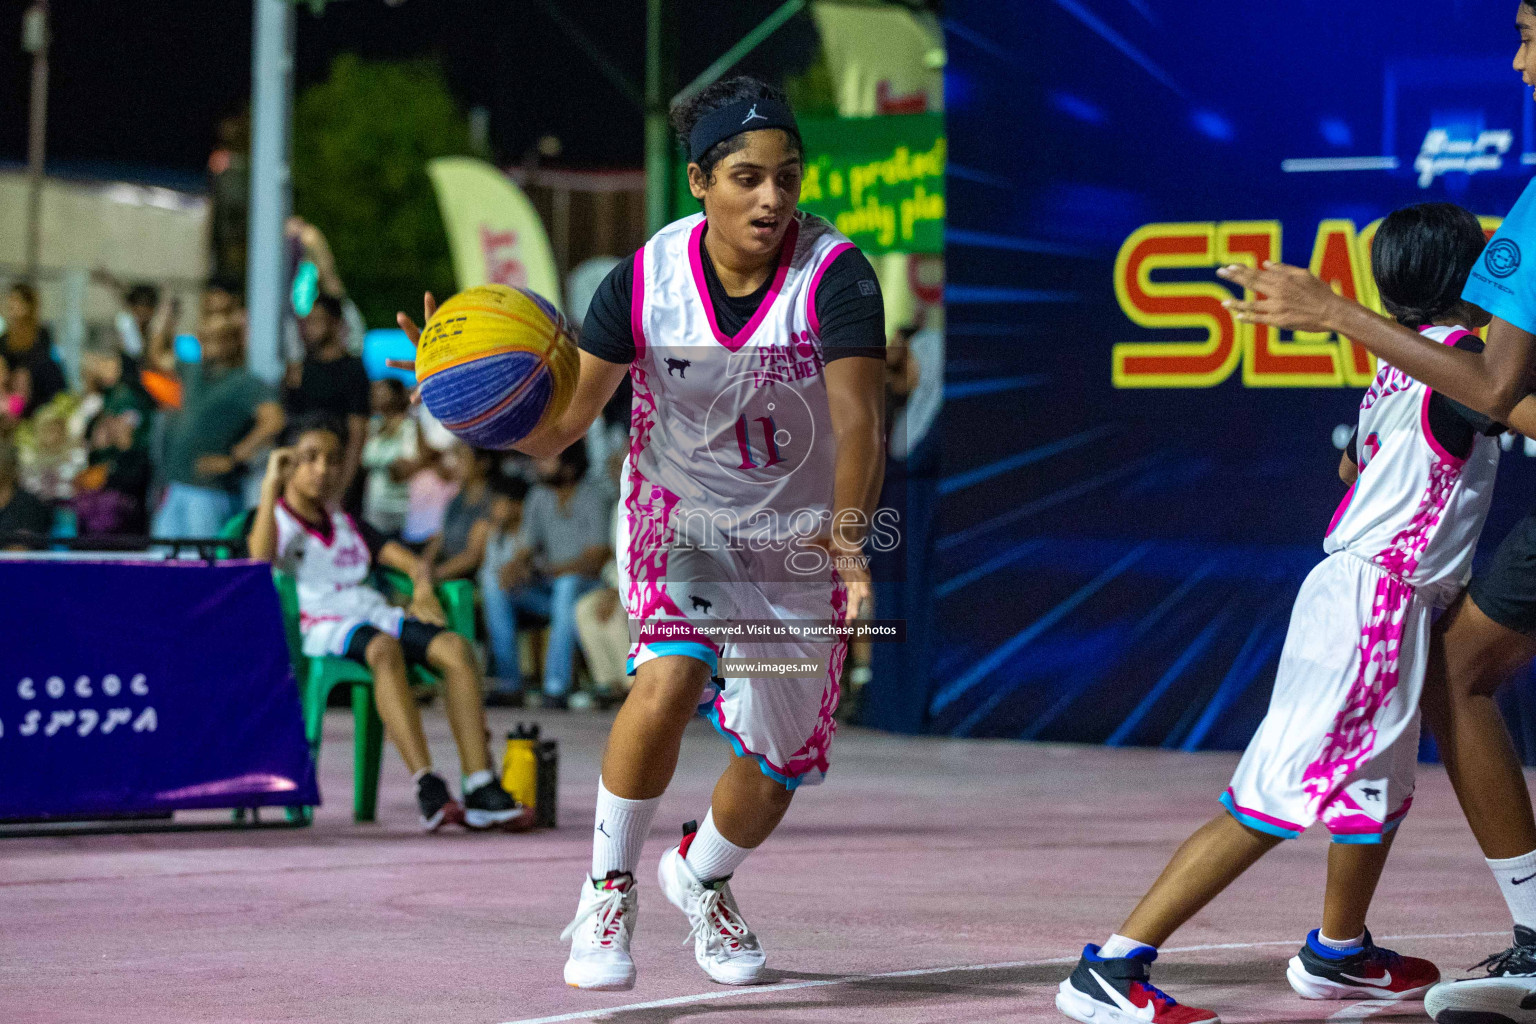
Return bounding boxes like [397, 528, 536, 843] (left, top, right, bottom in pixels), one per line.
[1, 708, 1514, 1024]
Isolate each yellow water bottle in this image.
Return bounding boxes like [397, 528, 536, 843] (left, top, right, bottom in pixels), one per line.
[502, 723, 539, 812]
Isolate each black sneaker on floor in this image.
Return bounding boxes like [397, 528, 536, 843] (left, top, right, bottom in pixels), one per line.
[463, 777, 532, 831]
[1425, 926, 1536, 1024]
[1287, 929, 1438, 999]
[416, 772, 464, 832]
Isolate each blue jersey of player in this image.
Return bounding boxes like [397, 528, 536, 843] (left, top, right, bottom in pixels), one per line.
[1464, 177, 1536, 332]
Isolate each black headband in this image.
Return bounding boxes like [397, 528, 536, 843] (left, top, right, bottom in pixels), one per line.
[687, 97, 800, 163]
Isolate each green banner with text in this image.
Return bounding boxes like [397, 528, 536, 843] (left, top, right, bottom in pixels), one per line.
[675, 113, 944, 254]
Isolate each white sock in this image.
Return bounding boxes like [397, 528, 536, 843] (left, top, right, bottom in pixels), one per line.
[591, 777, 661, 879]
[1488, 850, 1536, 930]
[462, 769, 494, 795]
[684, 809, 752, 882]
[1099, 933, 1154, 959]
[1317, 931, 1365, 953]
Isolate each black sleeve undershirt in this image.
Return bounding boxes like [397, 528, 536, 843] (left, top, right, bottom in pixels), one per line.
[1426, 334, 1504, 460]
[576, 240, 887, 365]
[576, 256, 637, 366]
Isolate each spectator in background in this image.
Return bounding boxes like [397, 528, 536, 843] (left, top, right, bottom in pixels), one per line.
[0, 361, 26, 424]
[360, 378, 418, 538]
[399, 412, 460, 550]
[1, 283, 66, 418]
[0, 438, 49, 544]
[284, 292, 370, 504]
[246, 413, 525, 831]
[513, 440, 613, 708]
[17, 403, 85, 503]
[92, 271, 164, 360]
[423, 446, 496, 582]
[479, 472, 544, 702]
[149, 282, 284, 538]
[71, 342, 155, 534]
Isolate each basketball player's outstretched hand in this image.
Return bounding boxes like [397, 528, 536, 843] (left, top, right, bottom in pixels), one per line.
[388, 292, 437, 403]
[1216, 261, 1339, 332]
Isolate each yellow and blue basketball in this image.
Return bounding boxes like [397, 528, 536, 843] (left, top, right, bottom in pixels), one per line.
[414, 284, 579, 450]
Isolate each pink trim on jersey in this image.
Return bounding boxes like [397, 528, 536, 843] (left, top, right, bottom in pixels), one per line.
[1419, 388, 1467, 467]
[687, 217, 800, 353]
[805, 242, 856, 337]
[630, 247, 647, 359]
[1222, 788, 1307, 833]
[1325, 482, 1356, 538]
[1418, 325, 1475, 466]
[279, 497, 335, 546]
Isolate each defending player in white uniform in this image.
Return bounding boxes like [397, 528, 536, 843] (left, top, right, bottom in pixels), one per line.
[1222, 321, 1499, 842]
[1057, 205, 1506, 1024]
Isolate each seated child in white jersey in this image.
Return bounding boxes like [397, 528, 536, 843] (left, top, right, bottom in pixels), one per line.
[1057, 203, 1517, 1024]
[246, 412, 527, 832]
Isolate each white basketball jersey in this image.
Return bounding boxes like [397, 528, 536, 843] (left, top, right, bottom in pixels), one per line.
[271, 499, 395, 635]
[624, 212, 856, 550]
[1323, 325, 1500, 602]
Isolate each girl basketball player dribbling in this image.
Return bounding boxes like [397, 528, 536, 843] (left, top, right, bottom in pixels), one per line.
[1058, 204, 1532, 1024]
[396, 77, 888, 990]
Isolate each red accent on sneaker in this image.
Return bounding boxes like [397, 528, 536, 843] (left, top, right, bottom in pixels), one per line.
[678, 829, 697, 860]
[1372, 953, 1440, 992]
[431, 800, 464, 831]
[1128, 983, 1219, 1024]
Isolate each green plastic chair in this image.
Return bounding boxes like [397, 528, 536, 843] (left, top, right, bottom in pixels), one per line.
[218, 513, 476, 821]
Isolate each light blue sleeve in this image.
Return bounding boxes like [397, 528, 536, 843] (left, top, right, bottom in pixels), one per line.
[1464, 176, 1536, 335]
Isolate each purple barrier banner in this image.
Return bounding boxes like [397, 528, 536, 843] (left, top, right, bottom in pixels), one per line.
[0, 559, 319, 818]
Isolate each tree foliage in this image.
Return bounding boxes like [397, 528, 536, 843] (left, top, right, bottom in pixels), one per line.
[293, 55, 469, 330]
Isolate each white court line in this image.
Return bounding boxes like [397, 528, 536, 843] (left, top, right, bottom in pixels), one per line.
[498, 930, 1505, 1024]
[1328, 999, 1396, 1020]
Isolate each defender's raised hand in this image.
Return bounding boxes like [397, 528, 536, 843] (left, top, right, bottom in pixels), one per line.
[1217, 260, 1343, 333]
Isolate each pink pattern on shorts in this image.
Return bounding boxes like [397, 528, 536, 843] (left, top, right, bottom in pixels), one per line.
[775, 568, 849, 781]
[1301, 457, 1459, 819]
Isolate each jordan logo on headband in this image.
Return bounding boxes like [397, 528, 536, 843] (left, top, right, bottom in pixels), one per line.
[742, 104, 768, 125]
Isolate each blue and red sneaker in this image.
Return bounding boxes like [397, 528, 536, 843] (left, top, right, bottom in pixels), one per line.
[1057, 945, 1220, 1024]
[1287, 929, 1439, 1000]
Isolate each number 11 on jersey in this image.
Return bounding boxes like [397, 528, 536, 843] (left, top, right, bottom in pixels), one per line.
[734, 414, 783, 469]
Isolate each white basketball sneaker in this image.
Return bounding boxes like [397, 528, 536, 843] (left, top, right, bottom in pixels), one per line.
[657, 825, 767, 986]
[560, 871, 638, 990]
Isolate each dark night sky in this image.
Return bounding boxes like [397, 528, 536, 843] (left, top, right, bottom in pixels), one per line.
[0, 0, 822, 186]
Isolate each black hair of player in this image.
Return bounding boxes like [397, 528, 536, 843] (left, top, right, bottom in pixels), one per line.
[1370, 203, 1488, 327]
[487, 470, 529, 503]
[283, 410, 346, 448]
[126, 284, 159, 308]
[377, 377, 408, 402]
[669, 76, 802, 198]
